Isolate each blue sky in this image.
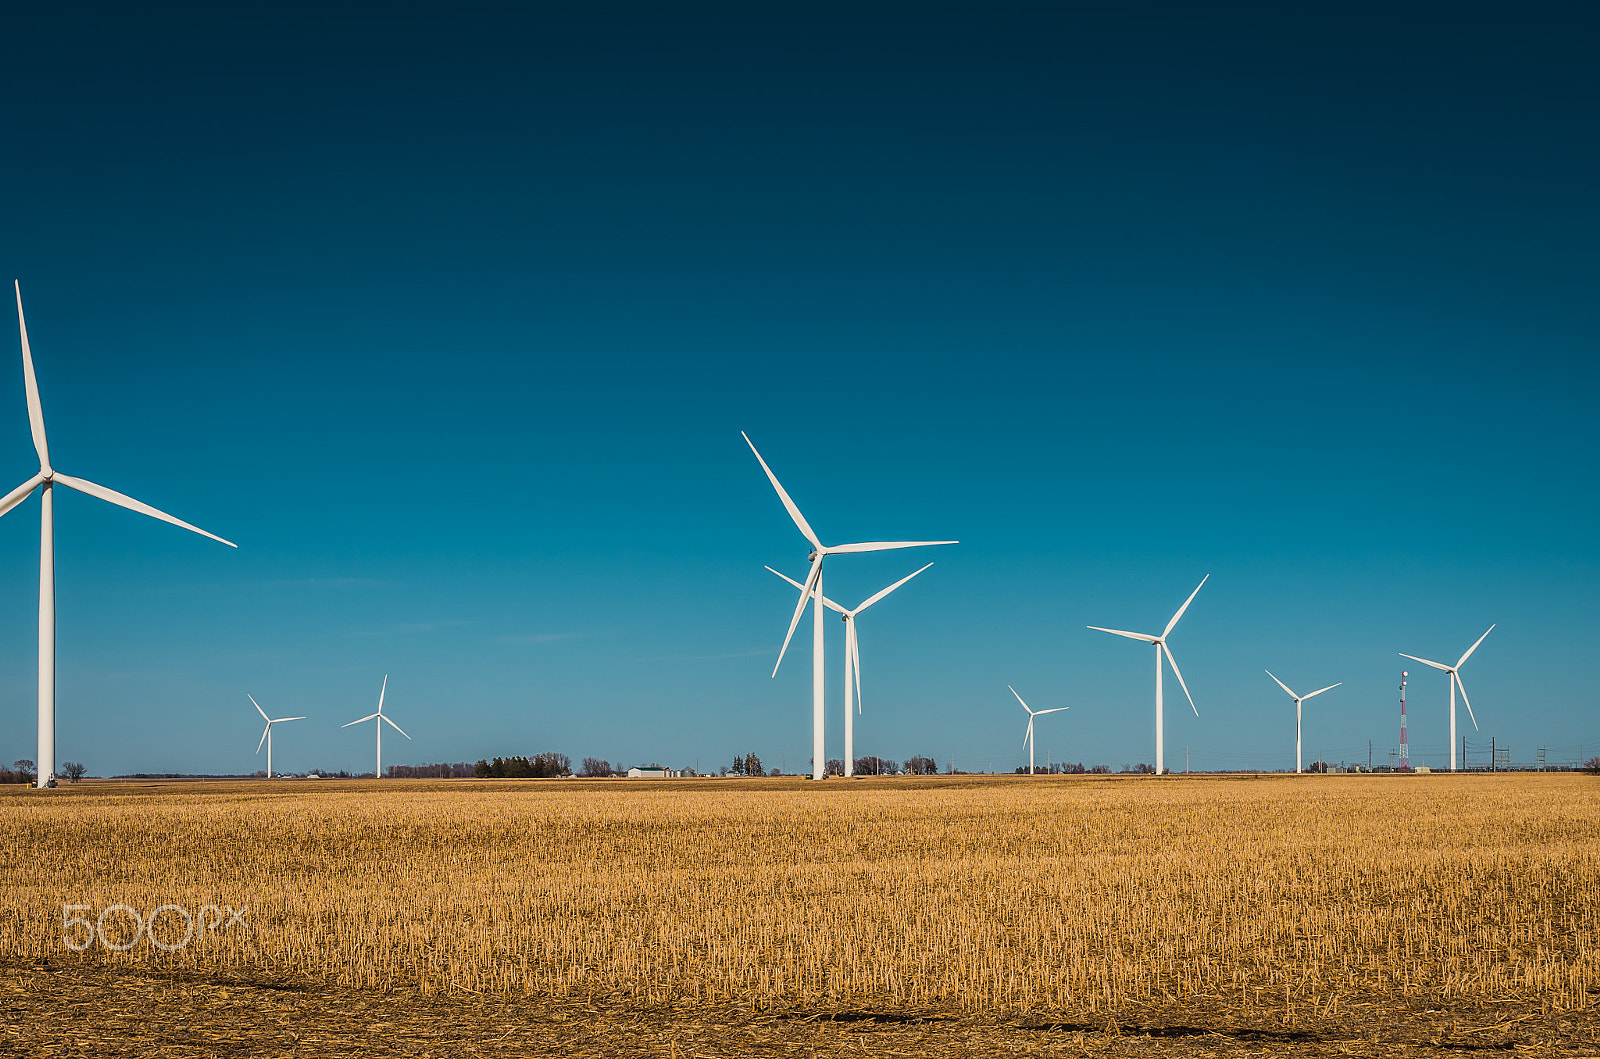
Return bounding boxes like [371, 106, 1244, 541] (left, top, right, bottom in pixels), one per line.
[0, 2, 1594, 776]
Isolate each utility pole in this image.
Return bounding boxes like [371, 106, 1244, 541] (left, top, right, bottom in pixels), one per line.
[1185, 745, 1189, 773]
[1368, 740, 1372, 771]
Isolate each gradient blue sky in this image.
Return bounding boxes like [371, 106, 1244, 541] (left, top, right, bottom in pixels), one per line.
[0, 2, 1594, 776]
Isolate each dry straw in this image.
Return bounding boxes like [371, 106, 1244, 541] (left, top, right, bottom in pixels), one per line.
[2, 774, 1595, 1014]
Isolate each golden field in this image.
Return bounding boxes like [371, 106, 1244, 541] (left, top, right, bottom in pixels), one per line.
[1, 773, 1596, 1020]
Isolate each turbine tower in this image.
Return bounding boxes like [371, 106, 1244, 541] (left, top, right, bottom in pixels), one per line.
[1263, 671, 1340, 774]
[0, 283, 236, 788]
[1400, 625, 1494, 772]
[341, 675, 409, 777]
[1087, 575, 1207, 776]
[1010, 685, 1067, 776]
[768, 563, 932, 777]
[248, 695, 305, 778]
[743, 432, 954, 780]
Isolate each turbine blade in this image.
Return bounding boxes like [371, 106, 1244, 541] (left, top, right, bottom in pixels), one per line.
[377, 674, 388, 714]
[1455, 624, 1496, 669]
[1399, 652, 1452, 672]
[1302, 683, 1341, 701]
[383, 714, 411, 739]
[52, 473, 236, 548]
[256, 723, 270, 754]
[742, 432, 823, 552]
[850, 620, 862, 713]
[1086, 626, 1159, 644]
[1162, 574, 1209, 639]
[274, 716, 306, 723]
[854, 562, 933, 613]
[1455, 672, 1479, 730]
[1035, 706, 1069, 715]
[766, 566, 845, 614]
[1163, 643, 1199, 717]
[772, 560, 821, 677]
[1008, 685, 1031, 713]
[825, 540, 956, 555]
[342, 713, 380, 727]
[248, 694, 270, 721]
[15, 283, 50, 470]
[0, 474, 42, 519]
[1023, 716, 1033, 750]
[1264, 670, 1298, 700]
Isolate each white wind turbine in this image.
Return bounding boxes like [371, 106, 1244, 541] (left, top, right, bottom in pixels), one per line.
[248, 695, 305, 779]
[767, 562, 933, 777]
[0, 282, 236, 788]
[1010, 685, 1067, 776]
[744, 432, 954, 781]
[1263, 672, 1340, 775]
[1087, 575, 1208, 776]
[341, 675, 409, 778]
[1400, 624, 1494, 772]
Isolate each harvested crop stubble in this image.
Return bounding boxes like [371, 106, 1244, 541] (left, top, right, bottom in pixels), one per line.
[1, 773, 1595, 1016]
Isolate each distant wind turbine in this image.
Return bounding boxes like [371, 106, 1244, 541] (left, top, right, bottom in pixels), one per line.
[768, 562, 932, 777]
[1263, 672, 1340, 774]
[0, 282, 236, 788]
[1010, 686, 1067, 776]
[248, 695, 305, 779]
[1400, 625, 1494, 772]
[743, 432, 954, 780]
[341, 675, 409, 778]
[1087, 575, 1208, 776]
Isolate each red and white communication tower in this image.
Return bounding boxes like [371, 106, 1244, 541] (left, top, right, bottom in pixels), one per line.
[1398, 670, 1410, 771]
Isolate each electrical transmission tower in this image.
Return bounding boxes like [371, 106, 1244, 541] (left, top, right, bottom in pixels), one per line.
[1398, 670, 1410, 772]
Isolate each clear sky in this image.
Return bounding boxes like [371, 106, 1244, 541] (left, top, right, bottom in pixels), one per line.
[0, 2, 1594, 777]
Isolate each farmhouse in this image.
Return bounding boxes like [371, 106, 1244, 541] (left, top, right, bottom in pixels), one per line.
[626, 765, 680, 778]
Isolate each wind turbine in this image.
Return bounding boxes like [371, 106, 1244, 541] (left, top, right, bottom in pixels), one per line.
[1263, 672, 1340, 774]
[1010, 685, 1067, 776]
[743, 432, 954, 781]
[0, 282, 236, 788]
[767, 562, 933, 777]
[248, 695, 305, 779]
[341, 675, 409, 777]
[1400, 624, 1494, 772]
[1087, 575, 1208, 776]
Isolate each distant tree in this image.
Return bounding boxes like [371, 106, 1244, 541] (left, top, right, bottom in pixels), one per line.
[825, 759, 844, 776]
[386, 762, 475, 779]
[531, 752, 571, 778]
[862, 758, 883, 775]
[579, 757, 614, 778]
[1585, 756, 1600, 775]
[1090, 764, 1112, 774]
[744, 753, 764, 777]
[730, 755, 746, 776]
[904, 755, 938, 775]
[60, 762, 87, 783]
[13, 760, 36, 784]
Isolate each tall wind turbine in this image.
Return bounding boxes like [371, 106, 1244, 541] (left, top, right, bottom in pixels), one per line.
[768, 562, 932, 777]
[0, 282, 236, 788]
[1087, 575, 1208, 775]
[248, 695, 305, 779]
[1263, 672, 1340, 774]
[1010, 685, 1067, 776]
[1400, 624, 1494, 772]
[341, 675, 409, 778]
[743, 432, 954, 781]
